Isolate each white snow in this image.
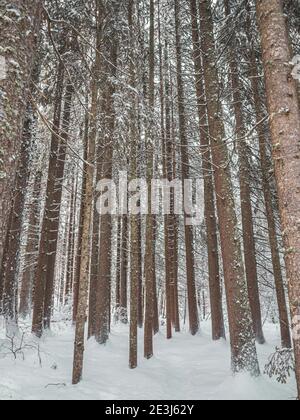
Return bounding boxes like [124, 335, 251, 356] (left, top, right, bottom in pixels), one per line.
[0, 320, 297, 400]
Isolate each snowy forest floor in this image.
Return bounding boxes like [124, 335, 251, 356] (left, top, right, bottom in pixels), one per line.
[0, 319, 297, 400]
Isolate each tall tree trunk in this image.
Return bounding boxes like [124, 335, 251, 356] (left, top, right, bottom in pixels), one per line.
[189, 0, 225, 340]
[174, 0, 199, 336]
[94, 14, 119, 345]
[88, 136, 103, 338]
[245, 7, 292, 350]
[72, 112, 89, 323]
[152, 216, 160, 335]
[72, 1, 102, 382]
[65, 177, 77, 305]
[224, 0, 265, 345]
[31, 61, 65, 337]
[256, 0, 300, 397]
[159, 6, 178, 339]
[137, 110, 144, 330]
[144, 0, 156, 359]
[170, 77, 180, 333]
[198, 0, 259, 375]
[0, 0, 42, 264]
[128, 0, 139, 369]
[43, 80, 74, 330]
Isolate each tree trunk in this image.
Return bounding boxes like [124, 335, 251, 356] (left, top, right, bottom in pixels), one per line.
[224, 0, 265, 345]
[174, 0, 199, 336]
[88, 147, 102, 338]
[72, 1, 102, 382]
[128, 0, 139, 369]
[94, 14, 119, 345]
[256, 0, 300, 397]
[245, 7, 292, 350]
[43, 80, 74, 330]
[65, 177, 77, 305]
[1, 108, 32, 331]
[144, 0, 156, 359]
[120, 214, 129, 324]
[115, 216, 122, 317]
[0, 0, 42, 264]
[189, 0, 225, 340]
[19, 170, 42, 318]
[198, 0, 259, 375]
[72, 112, 89, 324]
[31, 61, 65, 337]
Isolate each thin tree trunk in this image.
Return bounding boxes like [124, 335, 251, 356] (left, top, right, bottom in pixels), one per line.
[115, 216, 122, 317]
[174, 0, 199, 336]
[65, 177, 77, 305]
[73, 113, 89, 324]
[189, 0, 225, 340]
[88, 152, 101, 338]
[43, 80, 74, 330]
[19, 170, 42, 318]
[144, 0, 156, 359]
[72, 2, 102, 382]
[120, 214, 129, 324]
[128, 0, 139, 369]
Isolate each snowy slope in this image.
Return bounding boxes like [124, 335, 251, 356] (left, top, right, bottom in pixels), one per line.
[0, 320, 296, 400]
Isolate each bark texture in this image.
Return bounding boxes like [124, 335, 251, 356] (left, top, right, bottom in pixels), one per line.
[256, 0, 300, 397]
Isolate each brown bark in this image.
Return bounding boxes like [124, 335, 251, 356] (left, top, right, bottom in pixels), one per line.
[198, 0, 259, 375]
[256, 0, 300, 397]
[245, 8, 292, 350]
[189, 0, 225, 340]
[0, 0, 42, 264]
[31, 61, 65, 336]
[174, 0, 199, 336]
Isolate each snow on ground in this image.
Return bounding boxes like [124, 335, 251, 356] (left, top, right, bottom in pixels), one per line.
[0, 319, 297, 400]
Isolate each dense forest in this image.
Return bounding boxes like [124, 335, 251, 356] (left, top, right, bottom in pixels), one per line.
[0, 0, 300, 401]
